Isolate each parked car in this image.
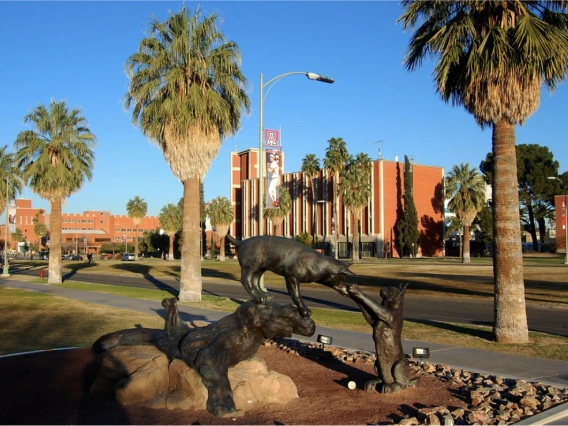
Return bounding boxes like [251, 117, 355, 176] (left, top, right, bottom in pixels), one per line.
[121, 253, 135, 261]
[63, 254, 83, 261]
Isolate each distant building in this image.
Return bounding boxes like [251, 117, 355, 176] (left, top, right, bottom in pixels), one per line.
[0, 199, 161, 254]
[229, 149, 445, 258]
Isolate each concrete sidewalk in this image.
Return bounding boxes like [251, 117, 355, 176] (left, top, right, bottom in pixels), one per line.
[2, 278, 568, 424]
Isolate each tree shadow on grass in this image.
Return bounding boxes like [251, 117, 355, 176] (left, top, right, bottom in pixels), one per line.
[201, 267, 239, 282]
[405, 318, 494, 341]
[350, 273, 493, 298]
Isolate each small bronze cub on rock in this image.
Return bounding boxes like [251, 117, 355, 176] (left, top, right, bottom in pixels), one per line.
[347, 283, 418, 394]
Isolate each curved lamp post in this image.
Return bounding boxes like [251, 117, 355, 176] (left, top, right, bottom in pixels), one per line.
[257, 71, 333, 290]
[547, 176, 568, 265]
[258, 71, 334, 238]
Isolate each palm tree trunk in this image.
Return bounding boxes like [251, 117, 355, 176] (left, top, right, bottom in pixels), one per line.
[333, 171, 339, 259]
[351, 212, 361, 263]
[168, 234, 174, 261]
[463, 224, 471, 263]
[178, 177, 202, 302]
[492, 120, 529, 343]
[311, 177, 317, 246]
[273, 218, 284, 236]
[47, 199, 62, 284]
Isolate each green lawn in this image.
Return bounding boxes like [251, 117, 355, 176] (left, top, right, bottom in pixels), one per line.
[2, 276, 566, 361]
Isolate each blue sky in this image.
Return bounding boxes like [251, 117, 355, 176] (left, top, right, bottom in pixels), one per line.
[1, 1, 566, 217]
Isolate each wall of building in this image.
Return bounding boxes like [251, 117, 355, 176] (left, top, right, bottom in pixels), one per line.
[1, 199, 161, 255]
[230, 149, 445, 258]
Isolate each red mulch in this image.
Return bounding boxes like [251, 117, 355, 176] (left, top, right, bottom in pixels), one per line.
[0, 346, 468, 425]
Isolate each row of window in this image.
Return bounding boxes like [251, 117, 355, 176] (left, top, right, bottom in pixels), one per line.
[63, 219, 95, 223]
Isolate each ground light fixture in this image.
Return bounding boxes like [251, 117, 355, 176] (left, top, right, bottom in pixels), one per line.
[412, 346, 430, 365]
[317, 334, 333, 348]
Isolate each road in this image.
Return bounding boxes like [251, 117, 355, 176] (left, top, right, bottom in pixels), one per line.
[12, 265, 568, 337]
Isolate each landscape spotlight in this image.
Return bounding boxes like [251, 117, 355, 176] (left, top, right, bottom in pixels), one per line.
[317, 334, 333, 347]
[412, 347, 430, 363]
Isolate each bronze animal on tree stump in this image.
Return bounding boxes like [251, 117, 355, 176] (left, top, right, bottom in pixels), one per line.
[346, 283, 418, 394]
[226, 234, 355, 317]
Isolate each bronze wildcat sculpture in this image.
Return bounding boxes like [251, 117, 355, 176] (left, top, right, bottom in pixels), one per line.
[93, 298, 315, 417]
[226, 234, 354, 317]
[346, 283, 418, 394]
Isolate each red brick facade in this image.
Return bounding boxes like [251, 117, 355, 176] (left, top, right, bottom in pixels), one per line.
[230, 149, 445, 258]
[1, 199, 161, 254]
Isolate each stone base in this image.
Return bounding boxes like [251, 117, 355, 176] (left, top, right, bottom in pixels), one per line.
[90, 345, 298, 412]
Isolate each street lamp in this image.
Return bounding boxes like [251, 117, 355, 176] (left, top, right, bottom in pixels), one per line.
[258, 71, 334, 238]
[2, 176, 10, 276]
[548, 176, 568, 265]
[258, 71, 334, 289]
[124, 234, 127, 254]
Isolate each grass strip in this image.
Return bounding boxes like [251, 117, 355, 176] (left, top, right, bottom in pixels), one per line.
[10, 279, 568, 362]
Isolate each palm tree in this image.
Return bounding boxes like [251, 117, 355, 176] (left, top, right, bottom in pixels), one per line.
[0, 146, 23, 216]
[207, 196, 234, 261]
[264, 185, 292, 236]
[11, 228, 23, 258]
[126, 196, 148, 260]
[14, 100, 96, 284]
[323, 137, 351, 259]
[445, 215, 464, 258]
[159, 203, 182, 261]
[340, 153, 372, 263]
[398, 1, 568, 343]
[124, 6, 251, 302]
[301, 154, 320, 247]
[33, 210, 48, 249]
[445, 164, 486, 264]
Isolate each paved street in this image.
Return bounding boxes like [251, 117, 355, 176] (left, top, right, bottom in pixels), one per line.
[13, 265, 568, 337]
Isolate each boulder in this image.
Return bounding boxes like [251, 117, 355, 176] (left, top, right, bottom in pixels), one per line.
[90, 346, 298, 412]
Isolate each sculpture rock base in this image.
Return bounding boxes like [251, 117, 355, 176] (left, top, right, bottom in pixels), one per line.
[90, 345, 299, 412]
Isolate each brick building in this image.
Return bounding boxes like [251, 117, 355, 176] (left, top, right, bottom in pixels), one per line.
[229, 148, 445, 258]
[1, 199, 161, 255]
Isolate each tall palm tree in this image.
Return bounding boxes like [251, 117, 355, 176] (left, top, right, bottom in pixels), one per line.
[445, 164, 486, 264]
[445, 215, 464, 258]
[398, 1, 568, 343]
[264, 185, 292, 236]
[11, 228, 23, 258]
[14, 100, 96, 284]
[124, 6, 251, 302]
[33, 211, 48, 249]
[207, 196, 234, 261]
[159, 203, 182, 261]
[323, 137, 350, 259]
[0, 146, 23, 216]
[301, 154, 320, 247]
[340, 153, 372, 263]
[126, 196, 148, 260]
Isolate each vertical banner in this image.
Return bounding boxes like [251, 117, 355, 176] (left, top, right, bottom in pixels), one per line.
[8, 199, 16, 233]
[264, 129, 281, 209]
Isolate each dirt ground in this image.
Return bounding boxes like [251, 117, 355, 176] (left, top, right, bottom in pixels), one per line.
[0, 345, 469, 425]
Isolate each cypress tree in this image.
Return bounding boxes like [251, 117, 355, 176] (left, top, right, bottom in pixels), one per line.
[396, 156, 420, 257]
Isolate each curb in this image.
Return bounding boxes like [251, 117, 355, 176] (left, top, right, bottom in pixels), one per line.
[514, 401, 568, 425]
